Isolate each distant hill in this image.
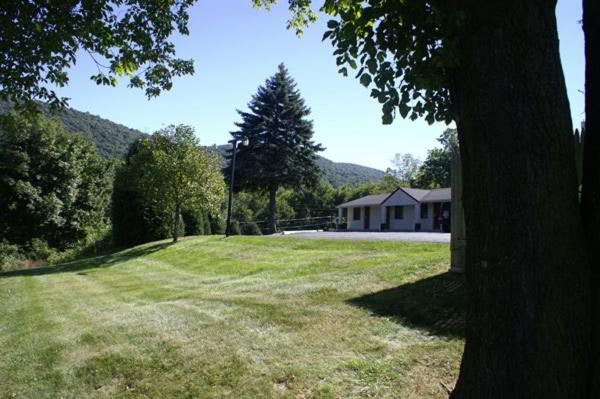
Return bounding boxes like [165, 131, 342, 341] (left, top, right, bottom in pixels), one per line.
[315, 157, 385, 187]
[209, 145, 385, 187]
[0, 102, 384, 187]
[0, 101, 145, 159]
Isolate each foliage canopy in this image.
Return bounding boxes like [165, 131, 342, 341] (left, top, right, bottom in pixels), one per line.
[0, 112, 114, 249]
[0, 0, 195, 108]
[126, 125, 225, 242]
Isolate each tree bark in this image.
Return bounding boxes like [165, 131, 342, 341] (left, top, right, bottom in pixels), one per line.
[449, 1, 591, 397]
[268, 186, 277, 233]
[582, 0, 600, 396]
[173, 204, 181, 243]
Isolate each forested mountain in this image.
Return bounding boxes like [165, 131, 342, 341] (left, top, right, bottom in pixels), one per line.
[0, 102, 384, 186]
[315, 157, 385, 187]
[209, 145, 384, 187]
[0, 101, 145, 159]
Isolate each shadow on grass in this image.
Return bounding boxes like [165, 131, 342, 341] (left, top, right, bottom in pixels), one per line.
[0, 241, 173, 279]
[348, 272, 466, 338]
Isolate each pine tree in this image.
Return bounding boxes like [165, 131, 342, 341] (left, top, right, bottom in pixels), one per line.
[225, 63, 324, 233]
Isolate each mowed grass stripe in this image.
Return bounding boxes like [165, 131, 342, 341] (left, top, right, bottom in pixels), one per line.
[0, 236, 462, 398]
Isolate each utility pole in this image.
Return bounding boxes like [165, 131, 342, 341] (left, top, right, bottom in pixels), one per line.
[225, 137, 249, 237]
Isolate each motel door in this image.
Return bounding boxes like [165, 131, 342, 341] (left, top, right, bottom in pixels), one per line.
[433, 203, 441, 230]
[364, 207, 370, 230]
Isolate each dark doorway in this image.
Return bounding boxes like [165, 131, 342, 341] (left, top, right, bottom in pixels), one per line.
[385, 207, 391, 230]
[364, 207, 370, 230]
[441, 202, 451, 232]
[433, 202, 441, 230]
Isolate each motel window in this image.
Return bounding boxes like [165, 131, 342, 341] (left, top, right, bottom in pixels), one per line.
[394, 206, 404, 219]
[353, 208, 361, 220]
[421, 203, 428, 218]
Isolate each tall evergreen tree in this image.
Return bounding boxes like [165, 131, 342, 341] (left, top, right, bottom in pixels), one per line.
[225, 63, 324, 232]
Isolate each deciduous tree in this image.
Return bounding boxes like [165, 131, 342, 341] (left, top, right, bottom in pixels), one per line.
[416, 129, 457, 188]
[0, 112, 113, 249]
[0, 1, 195, 108]
[128, 125, 225, 243]
[386, 153, 421, 187]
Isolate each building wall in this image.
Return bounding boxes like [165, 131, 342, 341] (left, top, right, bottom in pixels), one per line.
[345, 206, 381, 231]
[369, 206, 381, 230]
[383, 189, 417, 207]
[346, 207, 363, 230]
[419, 203, 433, 231]
[418, 202, 451, 232]
[387, 205, 416, 231]
[343, 199, 450, 232]
[383, 201, 448, 232]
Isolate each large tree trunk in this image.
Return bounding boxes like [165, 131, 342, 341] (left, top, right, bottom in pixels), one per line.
[582, 0, 600, 395]
[450, 1, 591, 397]
[268, 186, 277, 233]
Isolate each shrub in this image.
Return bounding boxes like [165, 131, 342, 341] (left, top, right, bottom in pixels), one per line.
[48, 227, 113, 265]
[203, 214, 212, 235]
[182, 210, 204, 236]
[112, 167, 173, 246]
[0, 241, 24, 272]
[27, 239, 56, 261]
[241, 222, 262, 236]
[209, 214, 226, 235]
[229, 221, 241, 235]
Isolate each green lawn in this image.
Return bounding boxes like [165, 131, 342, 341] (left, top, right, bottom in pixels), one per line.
[0, 236, 464, 398]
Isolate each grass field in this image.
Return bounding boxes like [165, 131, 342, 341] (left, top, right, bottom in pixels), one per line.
[0, 236, 465, 398]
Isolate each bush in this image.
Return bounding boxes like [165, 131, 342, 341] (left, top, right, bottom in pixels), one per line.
[229, 221, 241, 235]
[209, 214, 226, 235]
[0, 241, 24, 272]
[203, 214, 212, 235]
[48, 227, 113, 265]
[241, 222, 262, 236]
[112, 170, 173, 246]
[27, 239, 56, 261]
[182, 210, 204, 236]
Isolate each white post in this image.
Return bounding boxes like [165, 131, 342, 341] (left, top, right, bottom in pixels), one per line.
[413, 203, 421, 232]
[337, 207, 343, 231]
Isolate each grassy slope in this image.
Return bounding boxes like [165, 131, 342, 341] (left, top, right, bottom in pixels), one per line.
[0, 237, 464, 399]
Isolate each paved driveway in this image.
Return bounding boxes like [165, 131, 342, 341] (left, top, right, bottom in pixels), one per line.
[279, 231, 450, 243]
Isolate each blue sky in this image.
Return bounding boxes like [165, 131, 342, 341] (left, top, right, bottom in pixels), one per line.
[56, 0, 584, 171]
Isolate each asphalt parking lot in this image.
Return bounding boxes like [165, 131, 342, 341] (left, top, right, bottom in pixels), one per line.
[278, 231, 450, 243]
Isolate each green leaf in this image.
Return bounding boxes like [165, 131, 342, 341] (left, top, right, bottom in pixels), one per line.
[399, 103, 410, 118]
[382, 113, 393, 125]
[327, 20, 339, 29]
[359, 74, 372, 87]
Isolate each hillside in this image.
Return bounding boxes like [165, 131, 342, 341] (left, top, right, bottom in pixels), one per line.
[315, 157, 385, 187]
[0, 101, 145, 159]
[0, 102, 384, 186]
[210, 144, 384, 187]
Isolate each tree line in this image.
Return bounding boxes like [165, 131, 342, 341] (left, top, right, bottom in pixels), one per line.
[0, 64, 450, 271]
